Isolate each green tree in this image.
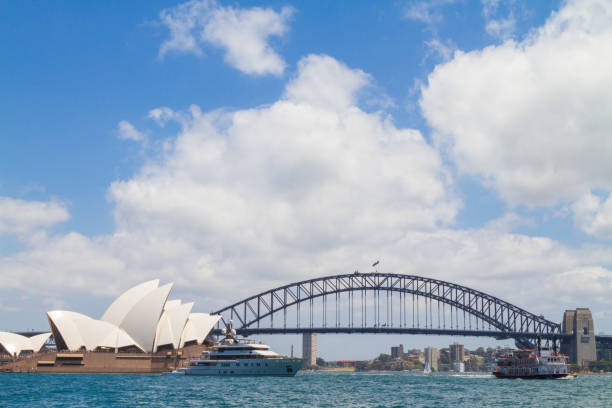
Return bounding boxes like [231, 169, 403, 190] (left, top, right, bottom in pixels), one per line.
[466, 356, 483, 372]
[377, 353, 392, 362]
[355, 361, 368, 371]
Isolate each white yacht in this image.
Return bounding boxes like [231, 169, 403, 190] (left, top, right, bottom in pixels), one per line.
[184, 325, 302, 376]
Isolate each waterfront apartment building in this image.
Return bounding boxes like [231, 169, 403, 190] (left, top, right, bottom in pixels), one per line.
[424, 346, 439, 372]
[391, 344, 404, 358]
[450, 342, 465, 362]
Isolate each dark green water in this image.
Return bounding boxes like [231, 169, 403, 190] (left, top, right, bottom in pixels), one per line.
[0, 372, 610, 407]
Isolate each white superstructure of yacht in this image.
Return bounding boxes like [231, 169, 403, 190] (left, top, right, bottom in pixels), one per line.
[184, 324, 302, 376]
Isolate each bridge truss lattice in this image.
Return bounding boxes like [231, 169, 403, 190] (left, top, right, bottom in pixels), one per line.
[213, 273, 562, 343]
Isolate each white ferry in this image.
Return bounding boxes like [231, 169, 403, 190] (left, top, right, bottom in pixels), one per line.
[493, 338, 572, 379]
[184, 325, 302, 376]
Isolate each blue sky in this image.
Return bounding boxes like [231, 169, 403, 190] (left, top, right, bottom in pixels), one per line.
[2, 0, 560, 238]
[2, 0, 612, 359]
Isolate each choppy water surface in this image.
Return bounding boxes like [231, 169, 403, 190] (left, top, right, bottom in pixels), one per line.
[1, 372, 610, 407]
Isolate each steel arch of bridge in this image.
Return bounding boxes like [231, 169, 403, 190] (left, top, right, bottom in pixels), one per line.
[213, 273, 561, 339]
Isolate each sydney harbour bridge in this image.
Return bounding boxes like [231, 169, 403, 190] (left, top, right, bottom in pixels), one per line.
[212, 272, 612, 363]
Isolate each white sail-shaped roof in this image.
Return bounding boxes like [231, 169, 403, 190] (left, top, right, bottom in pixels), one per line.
[118, 282, 173, 352]
[28, 332, 52, 352]
[163, 300, 182, 311]
[47, 311, 87, 351]
[47, 311, 142, 352]
[179, 313, 221, 348]
[97, 325, 141, 350]
[0, 331, 50, 356]
[101, 279, 159, 326]
[42, 279, 216, 353]
[154, 301, 193, 351]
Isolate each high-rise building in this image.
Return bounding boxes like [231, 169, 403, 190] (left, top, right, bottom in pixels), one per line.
[302, 333, 317, 366]
[424, 346, 439, 371]
[450, 342, 465, 362]
[391, 344, 404, 358]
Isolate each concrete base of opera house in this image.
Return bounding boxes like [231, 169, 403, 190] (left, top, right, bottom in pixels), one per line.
[0, 344, 208, 374]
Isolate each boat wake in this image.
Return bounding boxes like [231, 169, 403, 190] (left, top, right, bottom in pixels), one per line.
[450, 373, 494, 379]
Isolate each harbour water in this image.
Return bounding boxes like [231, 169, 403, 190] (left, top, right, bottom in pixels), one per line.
[1, 372, 610, 407]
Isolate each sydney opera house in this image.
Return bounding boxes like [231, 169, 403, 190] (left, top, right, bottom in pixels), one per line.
[1, 280, 220, 373]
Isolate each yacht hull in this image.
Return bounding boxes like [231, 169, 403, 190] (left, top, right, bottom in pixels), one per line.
[184, 357, 302, 377]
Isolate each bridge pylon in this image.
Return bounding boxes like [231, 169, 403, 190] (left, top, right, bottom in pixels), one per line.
[561, 308, 596, 366]
[303, 333, 316, 366]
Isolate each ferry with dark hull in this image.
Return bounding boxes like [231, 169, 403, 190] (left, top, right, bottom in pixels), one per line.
[492, 337, 572, 379]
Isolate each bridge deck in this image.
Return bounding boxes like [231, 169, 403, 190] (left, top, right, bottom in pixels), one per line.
[213, 327, 572, 340]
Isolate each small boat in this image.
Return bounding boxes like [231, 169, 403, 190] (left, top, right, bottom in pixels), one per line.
[165, 368, 186, 375]
[423, 361, 431, 374]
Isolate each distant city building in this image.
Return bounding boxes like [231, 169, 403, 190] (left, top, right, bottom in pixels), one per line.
[597, 342, 612, 361]
[391, 344, 404, 358]
[337, 360, 356, 367]
[424, 346, 439, 372]
[450, 342, 465, 362]
[303, 333, 317, 366]
[452, 362, 465, 372]
[406, 348, 424, 363]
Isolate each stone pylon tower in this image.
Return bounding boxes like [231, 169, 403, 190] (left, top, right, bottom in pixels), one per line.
[302, 333, 317, 366]
[561, 308, 596, 366]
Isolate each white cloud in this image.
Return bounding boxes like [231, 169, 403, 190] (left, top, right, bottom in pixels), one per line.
[284, 55, 370, 110]
[482, 212, 532, 233]
[3, 52, 612, 333]
[158, 0, 213, 57]
[485, 15, 516, 40]
[109, 55, 459, 286]
[481, 0, 518, 40]
[424, 38, 456, 61]
[573, 192, 612, 239]
[403, 0, 457, 25]
[481, 0, 517, 40]
[0, 232, 127, 297]
[148, 107, 177, 127]
[158, 0, 293, 76]
[550, 266, 612, 306]
[481, 0, 500, 18]
[0, 197, 69, 238]
[421, 0, 612, 207]
[387, 228, 612, 318]
[0, 54, 459, 306]
[118, 120, 147, 143]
